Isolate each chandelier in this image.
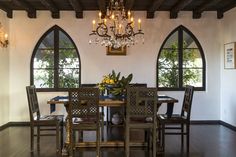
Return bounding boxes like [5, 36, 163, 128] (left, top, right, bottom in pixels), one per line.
[89, 0, 144, 48]
[0, 22, 8, 48]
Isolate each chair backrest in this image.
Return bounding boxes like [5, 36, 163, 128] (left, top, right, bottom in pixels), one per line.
[181, 85, 194, 120]
[68, 87, 100, 120]
[26, 85, 40, 122]
[126, 87, 157, 119]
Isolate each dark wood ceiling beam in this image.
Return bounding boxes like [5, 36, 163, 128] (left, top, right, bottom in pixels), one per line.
[125, 0, 135, 11]
[0, 2, 13, 18]
[217, 1, 236, 19]
[147, 0, 165, 18]
[68, 0, 83, 18]
[13, 0, 36, 18]
[40, 0, 59, 18]
[170, 0, 193, 19]
[193, 0, 222, 19]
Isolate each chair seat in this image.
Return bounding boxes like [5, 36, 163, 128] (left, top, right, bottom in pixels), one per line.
[157, 114, 188, 123]
[34, 115, 64, 126]
[130, 117, 153, 123]
[73, 117, 97, 124]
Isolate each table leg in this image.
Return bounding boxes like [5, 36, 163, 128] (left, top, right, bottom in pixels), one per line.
[166, 103, 174, 118]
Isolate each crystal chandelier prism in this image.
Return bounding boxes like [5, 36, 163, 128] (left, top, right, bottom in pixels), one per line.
[89, 0, 144, 49]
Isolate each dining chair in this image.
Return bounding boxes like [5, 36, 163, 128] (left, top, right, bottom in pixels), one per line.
[80, 83, 104, 141]
[26, 85, 64, 155]
[125, 86, 157, 157]
[68, 87, 100, 157]
[157, 85, 194, 152]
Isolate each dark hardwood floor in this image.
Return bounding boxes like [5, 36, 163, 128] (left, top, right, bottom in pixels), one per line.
[0, 124, 236, 157]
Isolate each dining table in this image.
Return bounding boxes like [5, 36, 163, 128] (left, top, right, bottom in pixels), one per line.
[47, 94, 178, 151]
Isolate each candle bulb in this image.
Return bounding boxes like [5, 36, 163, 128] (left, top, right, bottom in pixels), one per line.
[99, 12, 102, 23]
[92, 20, 96, 31]
[128, 11, 131, 20]
[119, 24, 122, 34]
[138, 19, 141, 30]
[130, 17, 134, 28]
[111, 14, 115, 20]
[104, 18, 107, 25]
[4, 34, 8, 40]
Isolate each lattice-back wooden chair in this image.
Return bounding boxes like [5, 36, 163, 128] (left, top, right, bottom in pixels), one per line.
[125, 86, 158, 157]
[68, 87, 100, 157]
[157, 85, 194, 152]
[26, 85, 64, 155]
[80, 84, 104, 140]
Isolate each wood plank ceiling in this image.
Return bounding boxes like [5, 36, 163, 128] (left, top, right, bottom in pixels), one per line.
[0, 0, 235, 19]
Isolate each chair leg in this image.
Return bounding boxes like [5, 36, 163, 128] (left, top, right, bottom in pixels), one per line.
[56, 124, 60, 155]
[60, 123, 64, 152]
[187, 124, 190, 153]
[37, 126, 40, 151]
[152, 127, 156, 157]
[96, 128, 100, 157]
[30, 126, 34, 152]
[125, 126, 130, 157]
[161, 123, 165, 152]
[181, 124, 184, 150]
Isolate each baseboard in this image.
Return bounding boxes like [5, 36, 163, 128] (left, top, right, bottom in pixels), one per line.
[219, 121, 236, 131]
[190, 120, 220, 125]
[0, 122, 10, 131]
[7, 122, 30, 126]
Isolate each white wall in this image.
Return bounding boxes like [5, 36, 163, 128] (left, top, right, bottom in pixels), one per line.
[220, 8, 236, 126]
[6, 11, 222, 122]
[0, 11, 9, 126]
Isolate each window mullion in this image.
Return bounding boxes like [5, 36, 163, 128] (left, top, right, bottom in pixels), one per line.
[54, 29, 59, 89]
[179, 28, 183, 89]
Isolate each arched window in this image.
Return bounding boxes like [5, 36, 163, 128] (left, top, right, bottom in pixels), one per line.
[157, 25, 206, 91]
[30, 25, 81, 91]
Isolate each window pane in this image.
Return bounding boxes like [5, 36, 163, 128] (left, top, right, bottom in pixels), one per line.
[158, 68, 179, 88]
[34, 49, 54, 68]
[158, 49, 178, 68]
[59, 68, 80, 88]
[59, 49, 79, 68]
[183, 49, 202, 68]
[183, 69, 202, 87]
[39, 31, 54, 48]
[183, 31, 197, 48]
[163, 31, 178, 48]
[34, 69, 54, 88]
[59, 31, 74, 48]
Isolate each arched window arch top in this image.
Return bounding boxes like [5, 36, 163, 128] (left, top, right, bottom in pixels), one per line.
[30, 25, 81, 91]
[157, 25, 206, 91]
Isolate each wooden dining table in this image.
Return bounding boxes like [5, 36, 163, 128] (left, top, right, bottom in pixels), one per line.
[47, 95, 178, 149]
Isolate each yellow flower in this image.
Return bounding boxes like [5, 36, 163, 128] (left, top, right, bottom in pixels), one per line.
[109, 79, 114, 84]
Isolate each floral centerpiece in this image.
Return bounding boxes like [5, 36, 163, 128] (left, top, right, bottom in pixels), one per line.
[98, 70, 133, 97]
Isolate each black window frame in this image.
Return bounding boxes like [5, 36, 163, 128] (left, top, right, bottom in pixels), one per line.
[157, 25, 206, 91]
[30, 25, 81, 92]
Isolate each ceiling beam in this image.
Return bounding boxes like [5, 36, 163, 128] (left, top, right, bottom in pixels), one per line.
[40, 0, 59, 18]
[97, 0, 106, 18]
[0, 2, 13, 18]
[193, 0, 222, 19]
[170, 0, 193, 19]
[147, 0, 165, 18]
[125, 0, 135, 11]
[13, 0, 36, 18]
[217, 0, 236, 19]
[68, 0, 83, 18]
